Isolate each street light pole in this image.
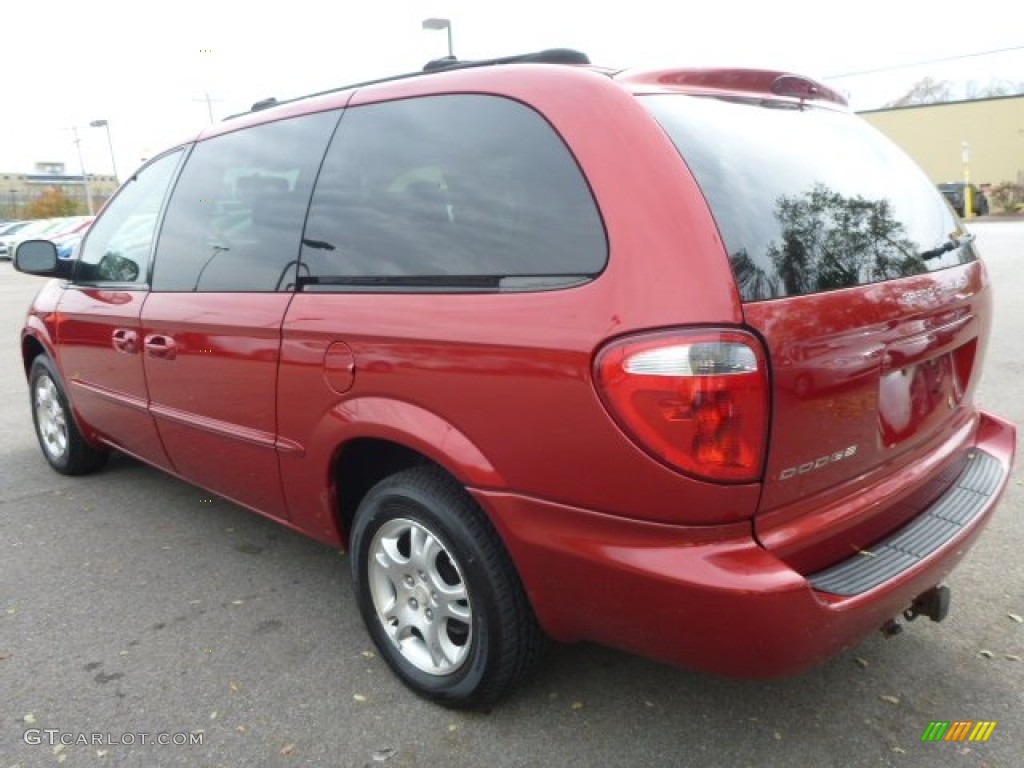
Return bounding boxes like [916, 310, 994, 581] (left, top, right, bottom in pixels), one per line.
[961, 142, 972, 219]
[71, 126, 94, 216]
[90, 119, 119, 186]
[422, 17, 454, 58]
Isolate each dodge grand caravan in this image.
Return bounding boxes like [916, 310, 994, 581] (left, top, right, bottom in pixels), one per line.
[14, 50, 1016, 708]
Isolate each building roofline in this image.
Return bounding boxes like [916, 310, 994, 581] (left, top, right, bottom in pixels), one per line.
[857, 92, 1024, 115]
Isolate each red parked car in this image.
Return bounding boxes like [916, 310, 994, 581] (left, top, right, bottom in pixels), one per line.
[13, 50, 1016, 708]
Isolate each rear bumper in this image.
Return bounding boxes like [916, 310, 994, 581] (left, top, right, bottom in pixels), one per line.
[473, 411, 1015, 678]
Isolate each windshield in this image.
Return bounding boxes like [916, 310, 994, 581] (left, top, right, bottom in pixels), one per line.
[643, 95, 974, 301]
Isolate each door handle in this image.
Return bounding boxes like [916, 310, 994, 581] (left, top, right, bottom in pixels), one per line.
[111, 329, 138, 354]
[144, 334, 177, 360]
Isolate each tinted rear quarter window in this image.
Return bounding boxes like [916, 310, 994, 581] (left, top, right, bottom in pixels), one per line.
[299, 94, 606, 290]
[643, 95, 975, 301]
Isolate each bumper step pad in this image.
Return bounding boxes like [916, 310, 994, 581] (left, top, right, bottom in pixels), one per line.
[808, 450, 1003, 596]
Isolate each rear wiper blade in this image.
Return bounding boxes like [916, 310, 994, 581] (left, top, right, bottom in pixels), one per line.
[296, 274, 503, 288]
[921, 233, 976, 261]
[294, 274, 593, 291]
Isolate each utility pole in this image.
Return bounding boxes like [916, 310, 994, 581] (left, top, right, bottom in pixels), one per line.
[193, 92, 223, 124]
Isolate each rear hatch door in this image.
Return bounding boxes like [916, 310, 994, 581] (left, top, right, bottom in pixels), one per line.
[643, 92, 986, 569]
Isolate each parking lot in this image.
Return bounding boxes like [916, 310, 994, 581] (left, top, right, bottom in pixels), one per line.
[1, 221, 1021, 768]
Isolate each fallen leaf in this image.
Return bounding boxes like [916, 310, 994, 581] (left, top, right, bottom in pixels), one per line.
[280, 743, 295, 756]
[1005, 654, 1022, 662]
[236, 726, 248, 734]
[644, 701, 655, 708]
[231, 600, 244, 605]
[855, 657, 870, 669]
[880, 695, 900, 705]
[189, 600, 202, 605]
[161, 546, 172, 550]
[570, 701, 585, 710]
[892, 746, 906, 754]
[53, 745, 65, 755]
[977, 649, 994, 659]
[57, 755, 66, 764]
[229, 680, 241, 693]
[353, 694, 368, 702]
[24, 713, 36, 724]
[97, 749, 109, 757]
[447, 724, 458, 732]
[119, 651, 129, 656]
[1008, 613, 1023, 624]
[210, 711, 219, 720]
[371, 748, 397, 762]
[361, 650, 376, 658]
[0, 652, 11, 661]
[6, 608, 16, 615]
[773, 732, 782, 741]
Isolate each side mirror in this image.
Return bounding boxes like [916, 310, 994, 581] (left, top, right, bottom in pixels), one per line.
[15, 240, 71, 278]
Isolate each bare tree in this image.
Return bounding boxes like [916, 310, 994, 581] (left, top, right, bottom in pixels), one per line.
[970, 77, 1024, 98]
[884, 77, 954, 107]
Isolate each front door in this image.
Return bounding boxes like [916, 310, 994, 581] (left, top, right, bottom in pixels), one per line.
[55, 149, 184, 469]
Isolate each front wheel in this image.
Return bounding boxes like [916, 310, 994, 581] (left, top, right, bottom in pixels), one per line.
[350, 466, 543, 708]
[29, 356, 108, 475]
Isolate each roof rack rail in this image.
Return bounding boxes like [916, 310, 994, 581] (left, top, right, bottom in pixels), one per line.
[225, 48, 590, 121]
[423, 48, 590, 73]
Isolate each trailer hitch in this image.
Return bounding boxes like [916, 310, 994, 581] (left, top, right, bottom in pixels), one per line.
[903, 585, 951, 623]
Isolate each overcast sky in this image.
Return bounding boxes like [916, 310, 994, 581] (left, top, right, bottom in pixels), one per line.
[2, 0, 1021, 180]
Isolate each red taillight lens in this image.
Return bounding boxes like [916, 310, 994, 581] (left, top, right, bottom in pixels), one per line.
[594, 330, 769, 483]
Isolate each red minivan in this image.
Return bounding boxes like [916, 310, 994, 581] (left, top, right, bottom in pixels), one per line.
[14, 50, 1016, 708]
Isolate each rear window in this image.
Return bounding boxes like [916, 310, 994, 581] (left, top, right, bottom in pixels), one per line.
[644, 95, 975, 301]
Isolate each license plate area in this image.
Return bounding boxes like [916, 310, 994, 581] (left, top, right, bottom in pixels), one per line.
[878, 351, 961, 447]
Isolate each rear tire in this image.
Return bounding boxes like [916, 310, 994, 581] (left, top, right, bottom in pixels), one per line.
[350, 465, 543, 709]
[29, 356, 108, 475]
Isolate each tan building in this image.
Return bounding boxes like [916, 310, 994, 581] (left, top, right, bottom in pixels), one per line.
[0, 162, 119, 219]
[858, 95, 1024, 190]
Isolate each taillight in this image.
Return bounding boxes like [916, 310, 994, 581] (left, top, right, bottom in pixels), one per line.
[594, 329, 769, 483]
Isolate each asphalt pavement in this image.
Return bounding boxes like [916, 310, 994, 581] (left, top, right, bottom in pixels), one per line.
[1, 222, 1021, 768]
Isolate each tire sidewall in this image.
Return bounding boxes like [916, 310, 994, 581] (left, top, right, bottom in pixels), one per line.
[29, 356, 72, 472]
[350, 478, 500, 704]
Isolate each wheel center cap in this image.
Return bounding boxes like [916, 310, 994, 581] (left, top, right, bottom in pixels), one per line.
[413, 585, 431, 608]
